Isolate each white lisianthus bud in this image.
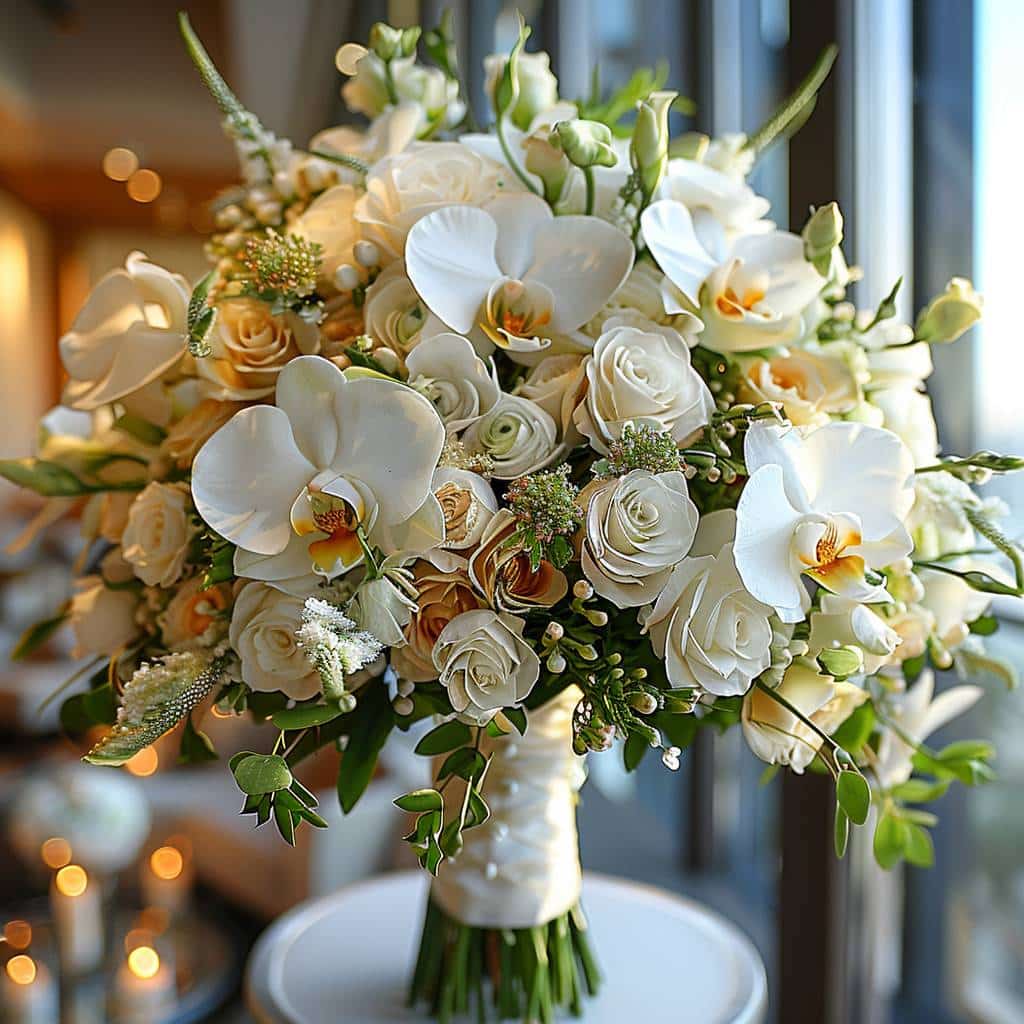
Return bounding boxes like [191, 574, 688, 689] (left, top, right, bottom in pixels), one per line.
[914, 277, 983, 343]
[553, 119, 618, 169]
[484, 50, 559, 130]
[631, 90, 677, 200]
[368, 22, 420, 62]
[802, 202, 844, 276]
[524, 131, 570, 205]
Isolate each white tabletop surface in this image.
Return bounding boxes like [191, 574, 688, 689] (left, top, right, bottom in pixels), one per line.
[246, 872, 768, 1023]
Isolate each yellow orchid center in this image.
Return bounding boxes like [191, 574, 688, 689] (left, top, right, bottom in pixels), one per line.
[793, 515, 866, 594]
[291, 484, 366, 575]
[481, 278, 553, 348]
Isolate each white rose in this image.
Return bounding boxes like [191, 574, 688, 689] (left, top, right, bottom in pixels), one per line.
[355, 142, 521, 263]
[348, 571, 418, 648]
[580, 469, 698, 608]
[405, 333, 500, 431]
[289, 185, 360, 287]
[229, 583, 321, 699]
[197, 297, 320, 401]
[462, 393, 559, 480]
[121, 482, 195, 588]
[742, 660, 867, 772]
[433, 609, 540, 724]
[68, 577, 140, 659]
[870, 387, 938, 467]
[60, 252, 188, 414]
[432, 467, 498, 552]
[640, 510, 773, 696]
[574, 316, 715, 453]
[516, 353, 587, 445]
[584, 262, 702, 343]
[483, 50, 559, 129]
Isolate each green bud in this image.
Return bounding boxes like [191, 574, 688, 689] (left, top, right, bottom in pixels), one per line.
[524, 131, 570, 205]
[914, 277, 983, 343]
[802, 201, 844, 277]
[368, 23, 420, 62]
[493, 14, 531, 121]
[817, 644, 864, 680]
[553, 119, 618, 169]
[630, 90, 677, 201]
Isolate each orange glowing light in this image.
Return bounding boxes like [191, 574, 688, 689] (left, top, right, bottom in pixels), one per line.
[124, 928, 154, 953]
[3, 920, 32, 950]
[127, 946, 160, 980]
[40, 836, 72, 870]
[125, 746, 158, 777]
[149, 846, 184, 881]
[126, 169, 162, 203]
[102, 147, 139, 181]
[55, 865, 88, 898]
[6, 955, 36, 986]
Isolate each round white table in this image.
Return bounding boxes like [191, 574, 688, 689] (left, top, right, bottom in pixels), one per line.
[246, 872, 767, 1023]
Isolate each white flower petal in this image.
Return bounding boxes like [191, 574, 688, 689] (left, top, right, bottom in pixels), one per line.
[274, 355, 347, 468]
[918, 684, 984, 741]
[640, 199, 717, 305]
[485, 193, 553, 279]
[731, 231, 824, 315]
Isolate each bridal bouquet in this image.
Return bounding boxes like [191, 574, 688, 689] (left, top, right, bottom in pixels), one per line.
[5, 10, 1021, 1021]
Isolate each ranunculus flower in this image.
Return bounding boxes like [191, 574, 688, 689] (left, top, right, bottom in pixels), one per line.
[574, 316, 715, 453]
[735, 422, 915, 621]
[60, 252, 189, 417]
[468, 510, 568, 613]
[405, 333, 500, 431]
[483, 50, 560, 129]
[363, 262, 436, 361]
[462, 394, 559, 480]
[355, 143, 520, 263]
[121, 482, 196, 588]
[432, 609, 540, 724]
[391, 563, 485, 682]
[579, 469, 698, 608]
[158, 576, 231, 650]
[68, 577, 140, 659]
[640, 510, 772, 696]
[197, 297, 320, 401]
[741, 660, 867, 772]
[192, 356, 446, 585]
[228, 582, 322, 699]
[405, 191, 634, 357]
[641, 199, 824, 353]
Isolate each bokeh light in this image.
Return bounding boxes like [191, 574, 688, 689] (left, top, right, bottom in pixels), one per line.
[102, 147, 138, 181]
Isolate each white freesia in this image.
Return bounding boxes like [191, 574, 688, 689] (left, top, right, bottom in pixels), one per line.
[742, 660, 867, 772]
[121, 482, 195, 588]
[191, 355, 445, 586]
[874, 669, 983, 789]
[228, 583, 322, 699]
[704, 133, 755, 181]
[405, 333, 500, 431]
[310, 103, 422, 168]
[808, 593, 902, 675]
[59, 252, 189, 419]
[574, 316, 715, 453]
[641, 199, 825, 353]
[579, 469, 698, 608]
[355, 142, 519, 263]
[869, 387, 939, 467]
[918, 558, 1002, 650]
[640, 510, 773, 696]
[735, 422, 915, 621]
[432, 609, 540, 724]
[461, 393, 559, 480]
[405, 192, 634, 357]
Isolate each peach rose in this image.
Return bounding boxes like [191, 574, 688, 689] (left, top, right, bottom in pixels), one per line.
[158, 576, 232, 650]
[162, 399, 247, 470]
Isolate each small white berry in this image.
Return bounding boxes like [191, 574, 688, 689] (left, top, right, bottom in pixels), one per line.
[354, 240, 380, 267]
[333, 263, 360, 291]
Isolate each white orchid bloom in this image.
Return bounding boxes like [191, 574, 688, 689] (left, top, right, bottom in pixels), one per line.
[60, 252, 189, 420]
[405, 192, 634, 359]
[191, 356, 446, 587]
[735, 422, 915, 621]
[875, 669, 984, 789]
[640, 199, 824, 353]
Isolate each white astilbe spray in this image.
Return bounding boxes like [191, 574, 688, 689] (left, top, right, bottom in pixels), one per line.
[296, 598, 384, 702]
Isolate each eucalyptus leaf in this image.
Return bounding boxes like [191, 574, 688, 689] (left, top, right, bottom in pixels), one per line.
[233, 753, 293, 796]
[11, 606, 69, 661]
[873, 810, 909, 870]
[504, 706, 528, 736]
[904, 823, 935, 868]
[836, 771, 871, 826]
[271, 703, 343, 731]
[834, 806, 850, 858]
[178, 715, 218, 764]
[337, 682, 393, 813]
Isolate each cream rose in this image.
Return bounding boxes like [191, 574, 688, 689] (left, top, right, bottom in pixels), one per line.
[640, 510, 773, 696]
[355, 142, 521, 263]
[289, 185, 360, 287]
[405, 333, 500, 431]
[741, 660, 867, 772]
[391, 563, 485, 682]
[68, 577, 140, 659]
[121, 482, 195, 588]
[579, 469, 698, 608]
[516, 354, 587, 446]
[462, 394, 559, 480]
[348, 571, 418, 648]
[161, 398, 246, 470]
[584, 262, 702, 343]
[574, 316, 715, 453]
[229, 583, 321, 699]
[197, 297, 320, 401]
[433, 609, 540, 724]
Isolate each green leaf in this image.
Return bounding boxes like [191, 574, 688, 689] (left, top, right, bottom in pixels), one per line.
[394, 789, 444, 813]
[465, 788, 490, 829]
[836, 771, 871, 826]
[623, 732, 649, 772]
[834, 806, 850, 858]
[914, 562, 1022, 598]
[904, 823, 935, 868]
[11, 606, 69, 661]
[61, 682, 117, 736]
[486, 716, 509, 738]
[653, 709, 699, 750]
[0, 458, 91, 496]
[113, 413, 166, 446]
[178, 715, 218, 764]
[439, 819, 464, 858]
[890, 778, 951, 803]
[967, 613, 999, 636]
[829, 702, 876, 754]
[415, 719, 473, 756]
[956, 645, 1018, 691]
[437, 747, 487, 782]
[337, 683, 393, 813]
[873, 810, 909, 870]
[233, 754, 293, 796]
[271, 703, 343, 731]
[759, 764, 780, 786]
[504, 706, 528, 736]
[935, 739, 995, 763]
[273, 800, 297, 846]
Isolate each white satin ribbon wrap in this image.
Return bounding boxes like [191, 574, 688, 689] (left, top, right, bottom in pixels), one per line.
[432, 685, 586, 928]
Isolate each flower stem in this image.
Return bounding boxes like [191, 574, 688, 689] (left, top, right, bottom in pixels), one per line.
[583, 167, 596, 216]
[497, 116, 541, 196]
